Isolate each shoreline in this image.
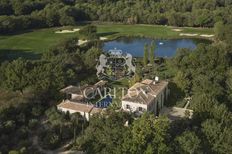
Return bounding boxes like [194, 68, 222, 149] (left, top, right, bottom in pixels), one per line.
[100, 34, 214, 43]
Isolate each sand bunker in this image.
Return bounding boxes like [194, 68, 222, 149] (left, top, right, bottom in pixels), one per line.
[180, 33, 214, 38]
[78, 40, 88, 45]
[100, 37, 107, 40]
[73, 28, 80, 31]
[180, 33, 198, 36]
[55, 28, 80, 34]
[172, 28, 183, 32]
[200, 34, 214, 38]
[77, 37, 108, 46]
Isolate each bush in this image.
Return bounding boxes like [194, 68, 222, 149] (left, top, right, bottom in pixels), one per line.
[41, 132, 60, 149]
[16, 126, 29, 139]
[28, 119, 39, 129]
[31, 106, 43, 117]
[79, 25, 98, 40]
[8, 150, 20, 154]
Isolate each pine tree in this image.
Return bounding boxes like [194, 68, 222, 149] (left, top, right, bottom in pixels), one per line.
[150, 41, 155, 64]
[143, 43, 148, 66]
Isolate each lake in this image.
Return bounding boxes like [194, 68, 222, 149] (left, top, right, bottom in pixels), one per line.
[103, 37, 211, 57]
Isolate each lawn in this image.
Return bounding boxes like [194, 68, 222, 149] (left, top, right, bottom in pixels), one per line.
[97, 24, 178, 39]
[0, 27, 80, 60]
[0, 24, 214, 60]
[97, 24, 214, 39]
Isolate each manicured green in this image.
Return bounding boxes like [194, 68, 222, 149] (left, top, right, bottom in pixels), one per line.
[0, 24, 214, 60]
[0, 27, 80, 60]
[97, 24, 214, 39]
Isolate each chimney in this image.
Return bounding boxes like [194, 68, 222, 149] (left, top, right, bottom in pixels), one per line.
[155, 76, 159, 82]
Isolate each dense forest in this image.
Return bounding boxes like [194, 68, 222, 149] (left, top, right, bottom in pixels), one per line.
[1, 0, 232, 33]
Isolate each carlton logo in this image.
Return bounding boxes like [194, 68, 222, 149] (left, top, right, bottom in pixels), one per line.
[96, 48, 136, 80]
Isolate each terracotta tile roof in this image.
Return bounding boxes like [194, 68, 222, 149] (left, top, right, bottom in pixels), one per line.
[57, 100, 94, 113]
[123, 91, 155, 104]
[141, 79, 153, 85]
[148, 81, 168, 96]
[71, 95, 86, 101]
[122, 79, 168, 105]
[57, 100, 103, 115]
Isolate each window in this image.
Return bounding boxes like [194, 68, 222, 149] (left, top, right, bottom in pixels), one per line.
[138, 107, 143, 111]
[67, 94, 71, 99]
[126, 104, 130, 109]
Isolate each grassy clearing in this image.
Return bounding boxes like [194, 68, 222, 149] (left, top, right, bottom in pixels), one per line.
[0, 24, 213, 60]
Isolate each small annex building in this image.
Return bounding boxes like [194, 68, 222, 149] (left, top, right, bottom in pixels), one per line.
[57, 80, 107, 121]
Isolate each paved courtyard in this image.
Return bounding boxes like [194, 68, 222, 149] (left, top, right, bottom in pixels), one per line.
[160, 107, 193, 121]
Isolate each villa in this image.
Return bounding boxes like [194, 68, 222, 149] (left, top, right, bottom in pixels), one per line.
[122, 78, 169, 116]
[58, 78, 169, 120]
[57, 80, 107, 121]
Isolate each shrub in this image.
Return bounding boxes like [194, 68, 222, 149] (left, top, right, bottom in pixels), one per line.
[79, 25, 98, 40]
[28, 119, 39, 129]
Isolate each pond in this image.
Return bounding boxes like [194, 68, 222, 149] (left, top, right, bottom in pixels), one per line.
[103, 37, 211, 57]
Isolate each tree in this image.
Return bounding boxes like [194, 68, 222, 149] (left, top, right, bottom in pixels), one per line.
[29, 62, 66, 92]
[174, 71, 191, 94]
[77, 111, 130, 154]
[176, 131, 201, 154]
[70, 113, 81, 144]
[59, 15, 75, 26]
[214, 21, 224, 40]
[79, 25, 98, 40]
[59, 7, 76, 26]
[3, 58, 29, 94]
[84, 47, 102, 69]
[0, 0, 13, 15]
[129, 72, 141, 87]
[226, 69, 232, 102]
[12, 0, 30, 15]
[149, 42, 155, 64]
[122, 114, 171, 153]
[201, 119, 232, 154]
[43, 37, 79, 59]
[167, 12, 185, 26]
[46, 11, 60, 27]
[46, 107, 65, 139]
[43, 4, 62, 27]
[143, 44, 148, 66]
[223, 24, 232, 47]
[193, 9, 214, 27]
